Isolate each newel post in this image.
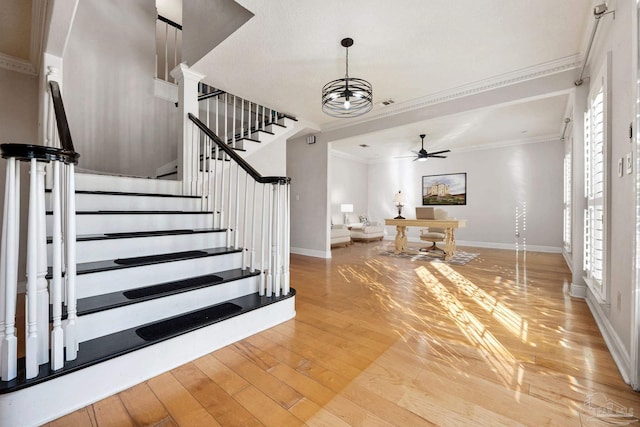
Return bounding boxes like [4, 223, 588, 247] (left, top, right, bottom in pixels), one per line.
[171, 63, 205, 195]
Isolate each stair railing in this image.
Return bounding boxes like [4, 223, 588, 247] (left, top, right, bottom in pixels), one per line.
[0, 81, 79, 381]
[198, 83, 288, 151]
[156, 14, 182, 84]
[188, 113, 291, 297]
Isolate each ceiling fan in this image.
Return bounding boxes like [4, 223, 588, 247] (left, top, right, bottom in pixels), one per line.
[396, 134, 450, 162]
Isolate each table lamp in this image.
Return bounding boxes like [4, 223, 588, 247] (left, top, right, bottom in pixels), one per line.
[340, 203, 353, 224]
[393, 191, 405, 219]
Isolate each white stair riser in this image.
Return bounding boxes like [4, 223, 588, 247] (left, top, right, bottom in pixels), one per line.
[47, 231, 226, 264]
[46, 213, 214, 234]
[45, 193, 202, 211]
[75, 251, 244, 298]
[76, 275, 260, 342]
[0, 297, 295, 427]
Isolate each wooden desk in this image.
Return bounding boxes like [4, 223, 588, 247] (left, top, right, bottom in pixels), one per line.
[385, 218, 467, 261]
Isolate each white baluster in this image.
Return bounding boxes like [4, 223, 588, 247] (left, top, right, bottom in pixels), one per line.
[266, 184, 274, 297]
[224, 93, 228, 147]
[240, 98, 244, 139]
[213, 145, 219, 228]
[226, 162, 233, 248]
[260, 184, 267, 296]
[1, 158, 18, 380]
[164, 22, 169, 81]
[35, 161, 49, 366]
[254, 103, 258, 133]
[273, 184, 281, 297]
[50, 161, 64, 370]
[232, 95, 236, 148]
[64, 163, 78, 360]
[25, 159, 39, 378]
[241, 173, 247, 269]
[250, 179, 256, 272]
[220, 149, 226, 241]
[234, 165, 240, 249]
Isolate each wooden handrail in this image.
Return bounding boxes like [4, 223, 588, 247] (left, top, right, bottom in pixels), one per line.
[188, 113, 290, 185]
[157, 14, 182, 31]
[49, 81, 77, 155]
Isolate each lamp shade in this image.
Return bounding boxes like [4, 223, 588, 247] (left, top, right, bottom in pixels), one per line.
[393, 191, 405, 205]
[340, 204, 354, 213]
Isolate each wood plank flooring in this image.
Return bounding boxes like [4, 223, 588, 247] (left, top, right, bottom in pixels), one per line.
[46, 243, 640, 426]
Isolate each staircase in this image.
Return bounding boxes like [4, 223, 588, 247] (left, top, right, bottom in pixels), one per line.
[0, 82, 297, 426]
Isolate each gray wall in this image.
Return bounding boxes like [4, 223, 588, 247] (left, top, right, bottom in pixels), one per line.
[63, 0, 178, 177]
[287, 134, 330, 258]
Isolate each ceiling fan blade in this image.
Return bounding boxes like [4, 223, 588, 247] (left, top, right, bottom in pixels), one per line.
[428, 155, 448, 158]
[394, 155, 418, 158]
[428, 150, 451, 155]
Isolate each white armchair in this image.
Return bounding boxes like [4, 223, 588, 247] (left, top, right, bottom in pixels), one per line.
[331, 224, 351, 247]
[345, 213, 384, 242]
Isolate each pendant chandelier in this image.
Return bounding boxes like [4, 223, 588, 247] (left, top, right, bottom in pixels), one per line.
[322, 38, 373, 118]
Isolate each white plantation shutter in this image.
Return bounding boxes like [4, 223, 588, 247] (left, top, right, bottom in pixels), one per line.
[583, 67, 607, 301]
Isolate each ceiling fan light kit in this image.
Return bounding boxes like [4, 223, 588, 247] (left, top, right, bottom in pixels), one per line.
[322, 38, 373, 118]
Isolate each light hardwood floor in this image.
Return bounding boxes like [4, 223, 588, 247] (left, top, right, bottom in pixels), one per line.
[46, 242, 639, 426]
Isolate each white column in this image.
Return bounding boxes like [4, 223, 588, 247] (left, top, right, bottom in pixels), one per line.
[170, 63, 205, 195]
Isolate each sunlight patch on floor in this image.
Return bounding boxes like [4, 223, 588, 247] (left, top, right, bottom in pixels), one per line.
[415, 265, 525, 399]
[431, 262, 529, 343]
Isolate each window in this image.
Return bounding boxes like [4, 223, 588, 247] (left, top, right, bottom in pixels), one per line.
[583, 61, 608, 302]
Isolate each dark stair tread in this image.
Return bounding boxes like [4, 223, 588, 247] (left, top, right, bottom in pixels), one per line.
[75, 268, 259, 316]
[45, 189, 200, 199]
[114, 250, 208, 265]
[46, 210, 214, 215]
[48, 228, 226, 244]
[0, 289, 295, 394]
[46, 246, 242, 278]
[136, 303, 242, 341]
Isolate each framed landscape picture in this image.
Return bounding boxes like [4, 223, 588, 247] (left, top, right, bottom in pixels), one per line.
[422, 173, 467, 205]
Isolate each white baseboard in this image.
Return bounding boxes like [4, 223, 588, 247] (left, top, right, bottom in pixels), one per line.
[383, 236, 562, 253]
[290, 247, 331, 259]
[569, 282, 587, 298]
[585, 290, 632, 385]
[562, 251, 574, 273]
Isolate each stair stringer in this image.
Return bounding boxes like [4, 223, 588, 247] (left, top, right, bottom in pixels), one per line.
[0, 297, 295, 427]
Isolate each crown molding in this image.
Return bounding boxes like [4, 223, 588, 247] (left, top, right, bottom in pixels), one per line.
[0, 0, 48, 76]
[321, 54, 582, 133]
[0, 53, 37, 75]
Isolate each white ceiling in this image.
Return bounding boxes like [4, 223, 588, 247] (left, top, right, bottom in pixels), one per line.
[192, 0, 595, 161]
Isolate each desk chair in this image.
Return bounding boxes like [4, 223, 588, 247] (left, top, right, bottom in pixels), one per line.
[419, 208, 447, 253]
